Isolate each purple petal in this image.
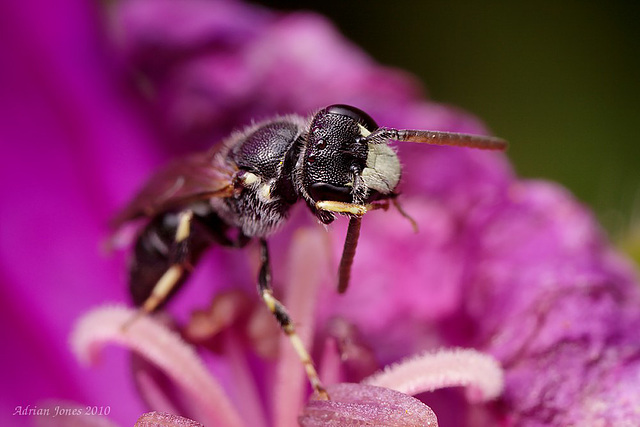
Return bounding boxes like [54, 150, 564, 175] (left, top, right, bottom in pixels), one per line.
[113, 0, 265, 53]
[318, 178, 640, 424]
[0, 0, 159, 423]
[299, 383, 438, 427]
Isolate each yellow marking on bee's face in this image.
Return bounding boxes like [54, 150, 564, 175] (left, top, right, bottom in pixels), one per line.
[358, 123, 371, 137]
[361, 143, 401, 194]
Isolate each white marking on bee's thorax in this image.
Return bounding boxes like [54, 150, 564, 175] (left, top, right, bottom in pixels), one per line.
[259, 183, 272, 201]
[241, 172, 260, 185]
[361, 143, 401, 195]
[240, 171, 273, 202]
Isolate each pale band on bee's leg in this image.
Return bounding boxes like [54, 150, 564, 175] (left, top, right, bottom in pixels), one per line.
[141, 265, 184, 313]
[123, 210, 194, 330]
[315, 200, 368, 216]
[258, 239, 329, 400]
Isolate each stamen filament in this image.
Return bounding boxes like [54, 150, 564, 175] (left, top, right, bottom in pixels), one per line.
[363, 348, 504, 402]
[70, 305, 244, 427]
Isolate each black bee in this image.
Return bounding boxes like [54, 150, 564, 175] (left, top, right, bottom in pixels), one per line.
[113, 104, 507, 397]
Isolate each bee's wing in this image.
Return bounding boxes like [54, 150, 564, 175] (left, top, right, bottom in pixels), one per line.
[112, 150, 237, 228]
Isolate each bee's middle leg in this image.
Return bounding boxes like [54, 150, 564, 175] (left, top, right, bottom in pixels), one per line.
[257, 238, 328, 399]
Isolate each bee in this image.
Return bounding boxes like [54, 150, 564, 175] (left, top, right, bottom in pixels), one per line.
[113, 104, 507, 398]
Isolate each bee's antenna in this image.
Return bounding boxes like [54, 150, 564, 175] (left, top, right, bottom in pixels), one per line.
[364, 127, 508, 151]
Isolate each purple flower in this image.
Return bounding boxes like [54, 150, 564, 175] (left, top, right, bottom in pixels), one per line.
[2, 0, 640, 426]
[70, 234, 501, 425]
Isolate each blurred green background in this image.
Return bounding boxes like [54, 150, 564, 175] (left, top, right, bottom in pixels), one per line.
[263, 0, 640, 255]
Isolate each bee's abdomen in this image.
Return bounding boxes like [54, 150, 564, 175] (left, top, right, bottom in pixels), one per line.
[128, 212, 212, 308]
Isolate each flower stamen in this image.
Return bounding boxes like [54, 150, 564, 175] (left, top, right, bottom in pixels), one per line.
[363, 348, 504, 403]
[70, 305, 244, 427]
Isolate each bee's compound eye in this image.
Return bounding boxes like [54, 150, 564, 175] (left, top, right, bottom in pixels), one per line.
[308, 182, 352, 203]
[325, 105, 378, 133]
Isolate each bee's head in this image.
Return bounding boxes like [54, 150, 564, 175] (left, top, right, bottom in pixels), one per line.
[299, 104, 401, 223]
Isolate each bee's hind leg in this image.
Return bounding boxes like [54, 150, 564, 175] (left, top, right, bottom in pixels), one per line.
[124, 210, 195, 329]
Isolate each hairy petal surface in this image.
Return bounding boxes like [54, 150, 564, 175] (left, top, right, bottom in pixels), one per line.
[135, 411, 203, 427]
[299, 383, 438, 427]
